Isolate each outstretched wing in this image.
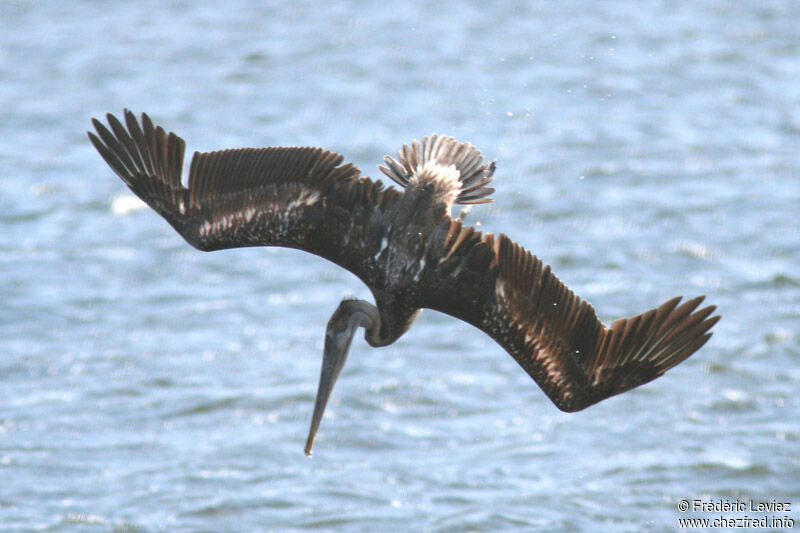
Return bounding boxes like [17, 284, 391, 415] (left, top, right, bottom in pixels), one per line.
[416, 220, 720, 412]
[89, 110, 401, 284]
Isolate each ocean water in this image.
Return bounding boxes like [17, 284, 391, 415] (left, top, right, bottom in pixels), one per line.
[1, 1, 798, 531]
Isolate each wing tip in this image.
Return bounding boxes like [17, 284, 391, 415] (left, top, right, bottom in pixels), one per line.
[573, 292, 721, 410]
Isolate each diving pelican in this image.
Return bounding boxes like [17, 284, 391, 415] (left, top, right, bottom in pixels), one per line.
[89, 110, 719, 456]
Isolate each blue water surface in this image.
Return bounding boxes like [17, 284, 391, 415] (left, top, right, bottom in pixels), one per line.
[1, 1, 798, 531]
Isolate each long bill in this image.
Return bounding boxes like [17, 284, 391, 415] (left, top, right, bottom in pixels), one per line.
[304, 325, 358, 457]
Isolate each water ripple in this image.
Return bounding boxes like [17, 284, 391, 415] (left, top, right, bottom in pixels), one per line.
[2, 1, 799, 531]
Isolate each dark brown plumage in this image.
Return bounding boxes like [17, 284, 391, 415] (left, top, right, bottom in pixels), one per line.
[89, 110, 720, 454]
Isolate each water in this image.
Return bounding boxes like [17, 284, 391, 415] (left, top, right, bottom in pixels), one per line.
[2, 1, 799, 531]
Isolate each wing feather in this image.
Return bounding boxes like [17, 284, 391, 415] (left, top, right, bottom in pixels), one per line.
[417, 219, 720, 412]
[89, 110, 401, 286]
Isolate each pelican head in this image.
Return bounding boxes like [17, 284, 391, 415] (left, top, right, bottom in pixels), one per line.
[304, 299, 379, 457]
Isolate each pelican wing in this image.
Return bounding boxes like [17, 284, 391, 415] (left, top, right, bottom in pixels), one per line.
[417, 220, 720, 412]
[89, 110, 400, 283]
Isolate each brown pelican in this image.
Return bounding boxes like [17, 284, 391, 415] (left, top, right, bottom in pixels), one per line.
[89, 110, 720, 456]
